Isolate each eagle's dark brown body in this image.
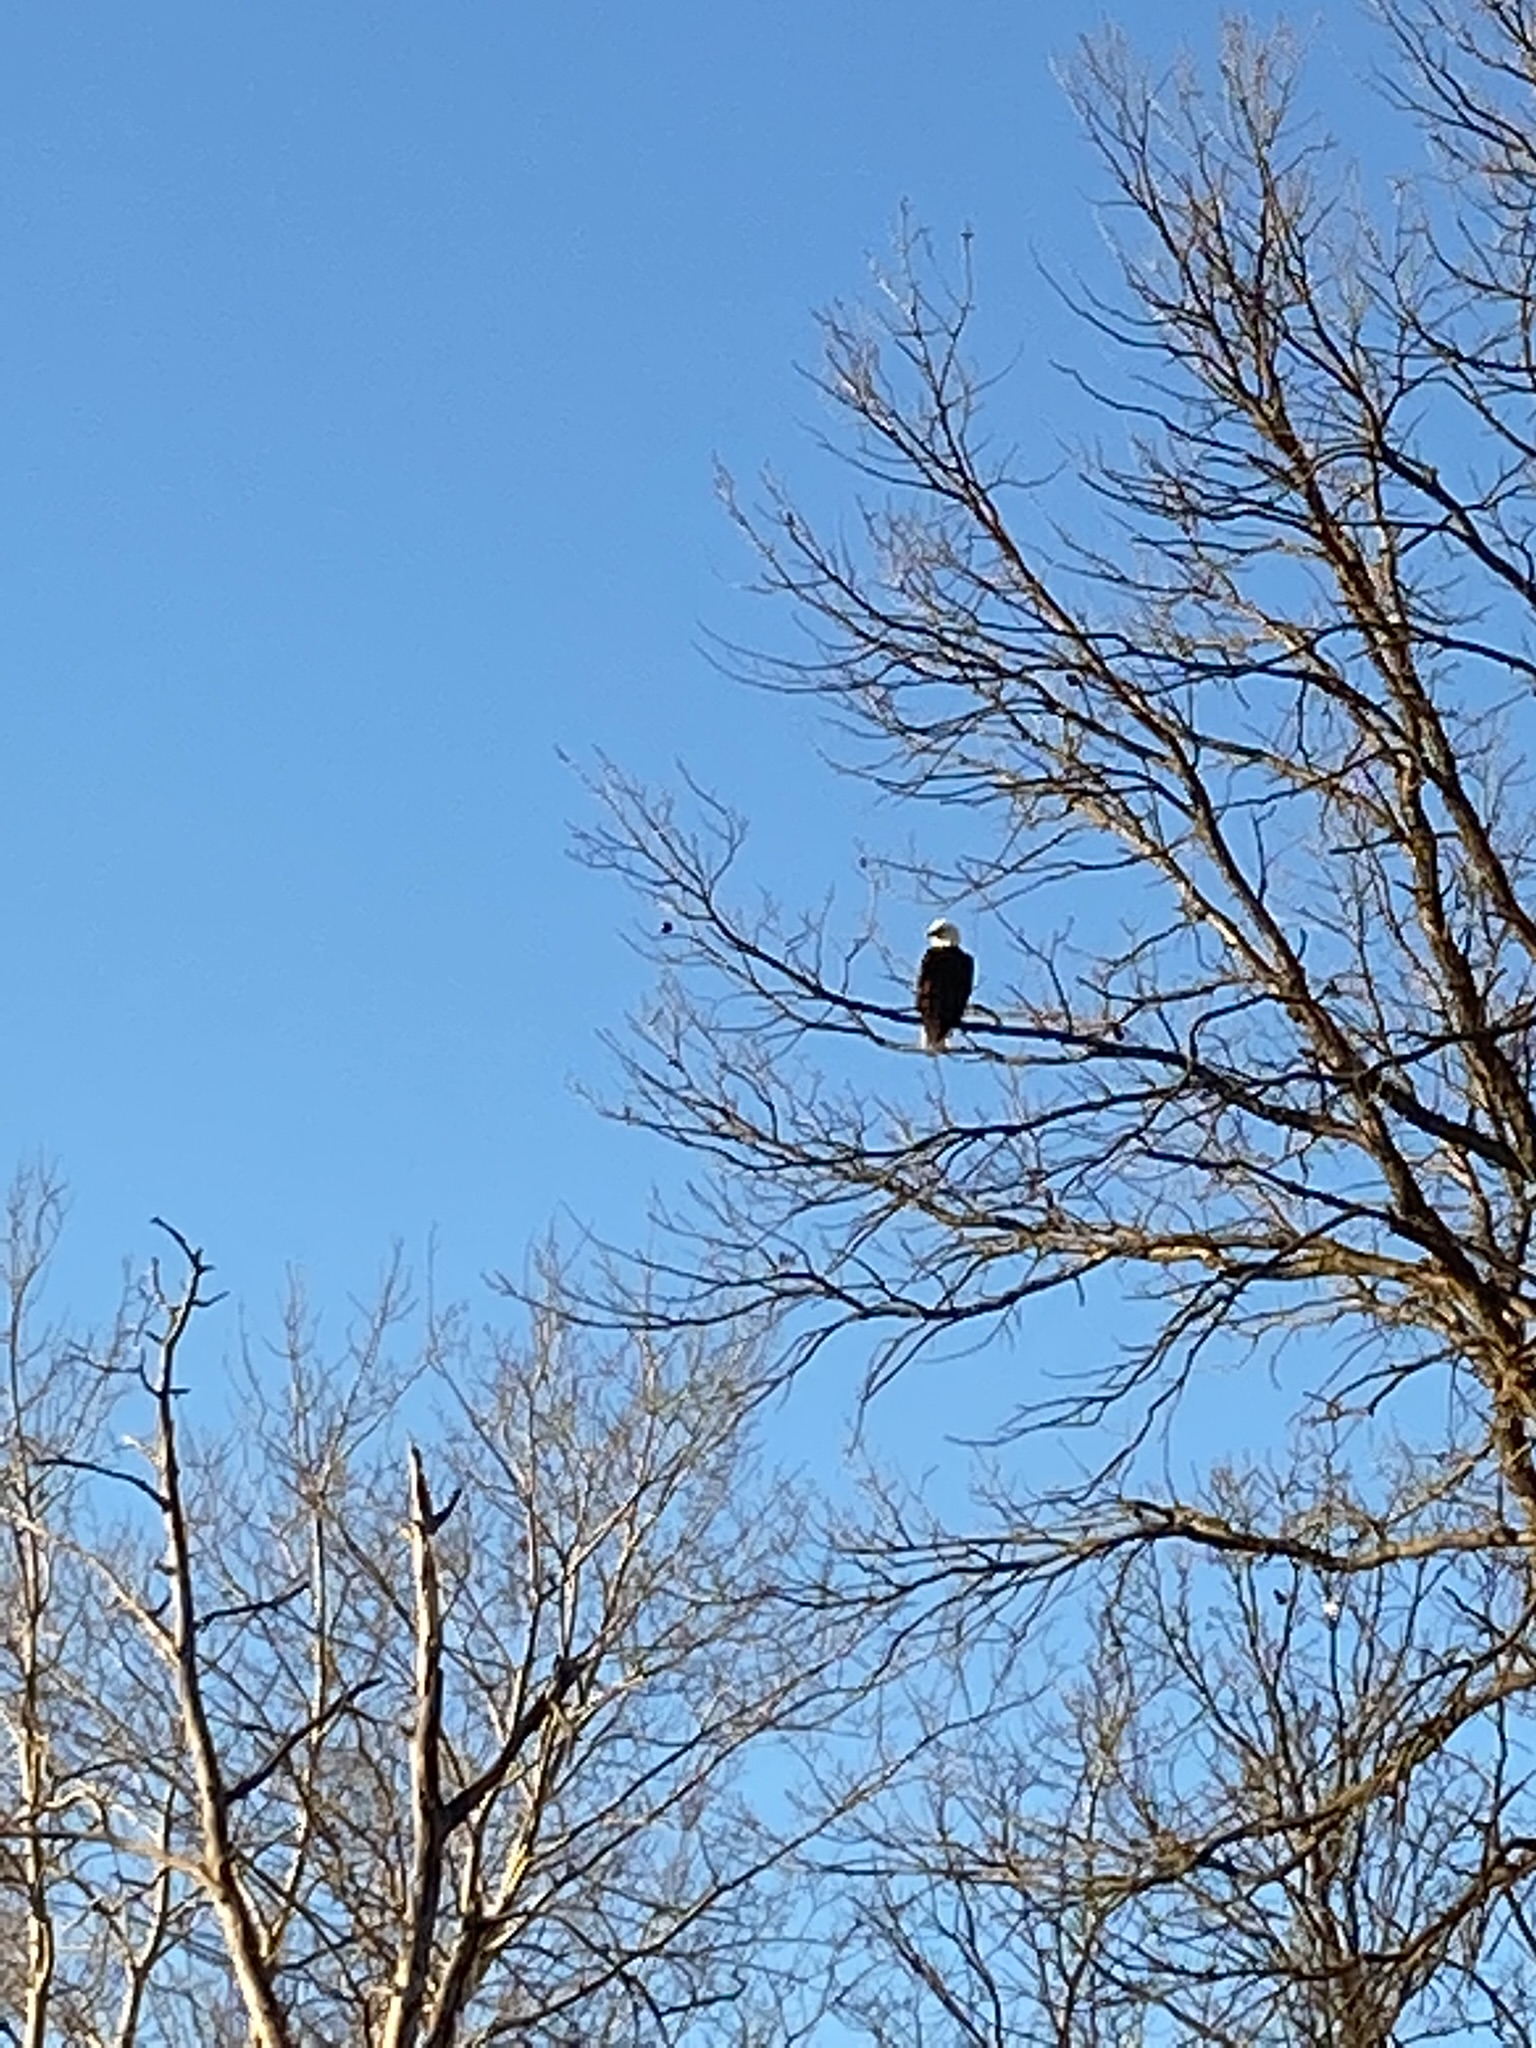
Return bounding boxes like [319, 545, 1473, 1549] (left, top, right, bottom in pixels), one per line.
[916, 928, 974, 1049]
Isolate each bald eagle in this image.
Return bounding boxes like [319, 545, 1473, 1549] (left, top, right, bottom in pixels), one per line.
[916, 920, 974, 1050]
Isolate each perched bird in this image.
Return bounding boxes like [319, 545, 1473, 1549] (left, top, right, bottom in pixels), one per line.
[916, 919, 975, 1050]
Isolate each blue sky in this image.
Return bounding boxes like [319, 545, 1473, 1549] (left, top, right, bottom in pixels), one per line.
[2, 0, 1380, 1358]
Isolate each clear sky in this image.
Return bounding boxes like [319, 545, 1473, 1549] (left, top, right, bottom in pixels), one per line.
[2, 0, 1379, 1356]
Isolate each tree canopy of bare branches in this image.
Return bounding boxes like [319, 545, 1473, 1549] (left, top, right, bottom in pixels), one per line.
[0, 1167, 871, 2046]
[584, 0, 1536, 1544]
[576, 1, 1536, 2038]
[590, 1, 1536, 1449]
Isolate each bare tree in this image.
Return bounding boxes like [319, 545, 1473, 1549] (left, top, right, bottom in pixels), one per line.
[0, 1172, 875, 2045]
[587, 1, 1536, 1444]
[808, 1437, 1536, 2046]
[576, 0, 1536, 2033]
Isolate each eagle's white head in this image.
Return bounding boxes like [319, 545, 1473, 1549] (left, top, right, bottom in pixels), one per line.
[926, 919, 962, 948]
